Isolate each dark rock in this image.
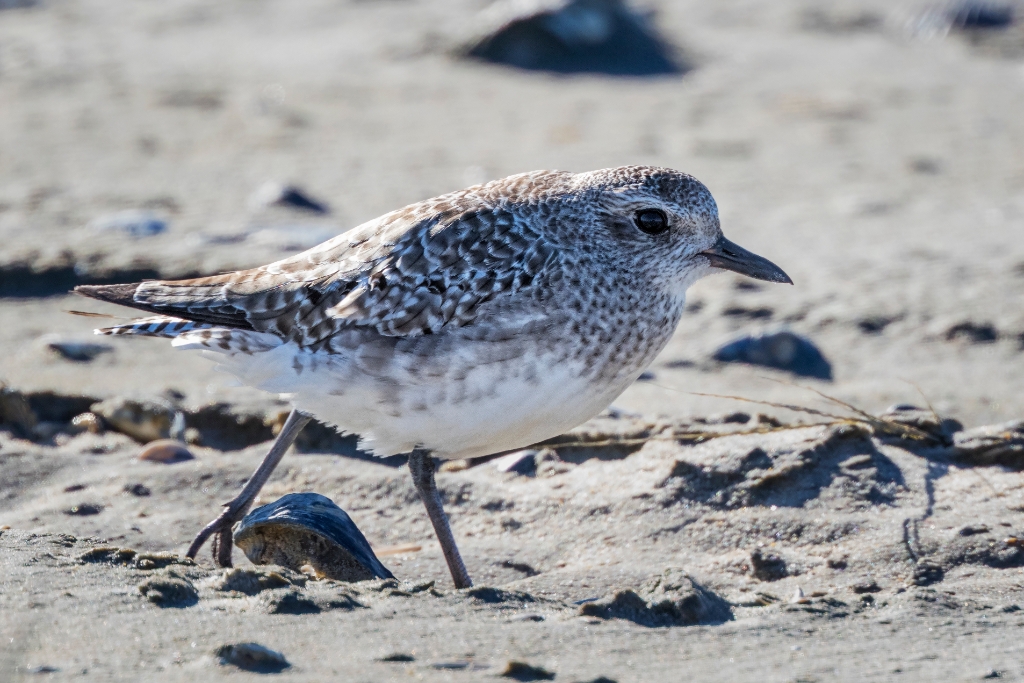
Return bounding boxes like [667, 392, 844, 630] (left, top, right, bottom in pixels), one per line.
[216, 643, 289, 673]
[749, 549, 787, 581]
[499, 660, 556, 681]
[856, 315, 898, 334]
[945, 321, 998, 343]
[712, 330, 832, 380]
[849, 580, 881, 594]
[949, 2, 1014, 30]
[579, 568, 731, 626]
[123, 483, 151, 497]
[461, 0, 685, 77]
[959, 525, 991, 536]
[138, 571, 199, 606]
[235, 492, 393, 581]
[379, 653, 416, 662]
[722, 305, 773, 319]
[64, 503, 103, 516]
[250, 181, 330, 214]
[952, 421, 1024, 468]
[43, 337, 114, 362]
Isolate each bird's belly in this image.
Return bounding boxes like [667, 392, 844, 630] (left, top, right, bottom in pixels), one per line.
[221, 342, 633, 459]
[309, 356, 628, 459]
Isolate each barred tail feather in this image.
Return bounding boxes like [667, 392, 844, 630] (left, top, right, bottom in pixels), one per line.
[96, 316, 210, 338]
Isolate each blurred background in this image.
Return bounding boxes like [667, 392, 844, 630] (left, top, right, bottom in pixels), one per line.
[1, 0, 1023, 428]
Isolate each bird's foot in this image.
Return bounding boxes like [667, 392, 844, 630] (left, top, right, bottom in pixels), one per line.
[185, 502, 249, 567]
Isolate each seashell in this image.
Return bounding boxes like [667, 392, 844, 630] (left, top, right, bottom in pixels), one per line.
[234, 492, 393, 582]
[70, 412, 102, 434]
[137, 439, 194, 463]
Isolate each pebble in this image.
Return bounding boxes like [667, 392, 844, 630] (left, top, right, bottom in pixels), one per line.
[40, 335, 114, 362]
[498, 660, 555, 681]
[790, 587, 809, 604]
[64, 503, 103, 516]
[945, 320, 998, 343]
[123, 483, 151, 497]
[215, 643, 290, 672]
[378, 653, 415, 662]
[460, 0, 683, 76]
[249, 181, 330, 214]
[88, 209, 167, 238]
[137, 439, 194, 463]
[712, 330, 833, 380]
[749, 549, 788, 581]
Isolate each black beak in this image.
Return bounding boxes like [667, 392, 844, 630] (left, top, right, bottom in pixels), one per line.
[699, 235, 793, 284]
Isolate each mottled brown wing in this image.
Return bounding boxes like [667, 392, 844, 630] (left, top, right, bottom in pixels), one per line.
[76, 199, 556, 347]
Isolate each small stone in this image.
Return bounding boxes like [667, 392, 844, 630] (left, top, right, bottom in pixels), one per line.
[789, 587, 809, 604]
[41, 336, 114, 362]
[945, 320, 998, 343]
[249, 181, 330, 214]
[137, 439, 194, 463]
[216, 643, 289, 672]
[712, 330, 832, 380]
[498, 660, 555, 681]
[959, 525, 991, 537]
[64, 503, 103, 516]
[378, 653, 415, 662]
[850, 580, 881, 594]
[138, 572, 198, 606]
[439, 459, 470, 472]
[123, 483, 151, 497]
[460, 0, 684, 77]
[749, 549, 787, 581]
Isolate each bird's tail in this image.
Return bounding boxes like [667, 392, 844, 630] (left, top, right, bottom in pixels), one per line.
[95, 315, 212, 338]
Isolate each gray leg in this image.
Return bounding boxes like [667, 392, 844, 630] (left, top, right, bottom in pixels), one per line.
[407, 449, 473, 589]
[186, 409, 312, 567]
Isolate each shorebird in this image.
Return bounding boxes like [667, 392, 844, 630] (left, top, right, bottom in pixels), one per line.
[75, 166, 791, 588]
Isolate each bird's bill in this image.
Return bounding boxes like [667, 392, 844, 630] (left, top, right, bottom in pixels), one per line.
[699, 236, 793, 284]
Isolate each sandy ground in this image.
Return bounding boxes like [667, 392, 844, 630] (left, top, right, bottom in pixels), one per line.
[2, 0, 1024, 680]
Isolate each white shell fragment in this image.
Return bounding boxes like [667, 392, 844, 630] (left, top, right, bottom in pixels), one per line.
[234, 492, 393, 582]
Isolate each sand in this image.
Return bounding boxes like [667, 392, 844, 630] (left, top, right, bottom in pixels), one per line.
[2, 0, 1024, 680]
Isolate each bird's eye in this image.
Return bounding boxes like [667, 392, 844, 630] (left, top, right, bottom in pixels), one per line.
[634, 209, 669, 235]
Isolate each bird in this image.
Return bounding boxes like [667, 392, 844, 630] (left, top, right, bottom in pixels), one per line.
[74, 166, 791, 588]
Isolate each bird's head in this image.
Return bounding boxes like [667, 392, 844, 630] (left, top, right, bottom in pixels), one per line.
[572, 166, 792, 291]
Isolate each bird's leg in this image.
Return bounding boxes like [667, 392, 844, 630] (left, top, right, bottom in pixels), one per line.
[186, 409, 312, 567]
[407, 449, 473, 589]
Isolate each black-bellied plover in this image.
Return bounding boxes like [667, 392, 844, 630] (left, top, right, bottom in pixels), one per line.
[76, 166, 791, 588]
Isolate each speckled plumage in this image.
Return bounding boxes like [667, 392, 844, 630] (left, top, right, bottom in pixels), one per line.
[78, 166, 750, 458]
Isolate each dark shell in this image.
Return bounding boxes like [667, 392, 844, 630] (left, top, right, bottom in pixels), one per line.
[234, 492, 393, 581]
